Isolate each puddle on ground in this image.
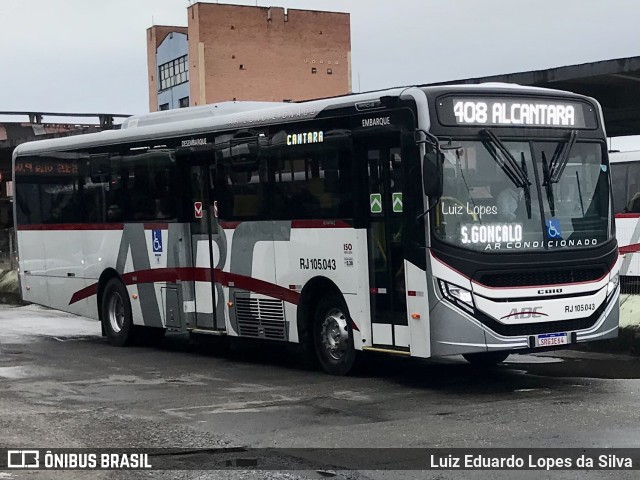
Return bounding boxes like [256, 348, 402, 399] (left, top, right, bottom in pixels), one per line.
[515, 353, 640, 379]
[0, 366, 38, 379]
[505, 355, 564, 364]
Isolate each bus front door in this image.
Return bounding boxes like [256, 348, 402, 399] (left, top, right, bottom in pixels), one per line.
[361, 133, 410, 350]
[187, 155, 224, 331]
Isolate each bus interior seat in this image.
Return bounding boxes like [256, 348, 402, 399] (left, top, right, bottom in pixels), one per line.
[233, 194, 259, 217]
[307, 177, 336, 210]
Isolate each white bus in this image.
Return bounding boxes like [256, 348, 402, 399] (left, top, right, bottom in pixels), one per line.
[610, 150, 640, 283]
[13, 84, 620, 375]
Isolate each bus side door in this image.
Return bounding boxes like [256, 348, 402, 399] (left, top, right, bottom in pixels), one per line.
[356, 132, 410, 349]
[183, 148, 223, 331]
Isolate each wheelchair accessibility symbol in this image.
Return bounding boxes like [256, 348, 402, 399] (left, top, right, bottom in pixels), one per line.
[545, 219, 562, 239]
[152, 229, 163, 253]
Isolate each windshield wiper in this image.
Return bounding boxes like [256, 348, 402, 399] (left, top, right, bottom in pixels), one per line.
[519, 151, 532, 219]
[541, 151, 555, 216]
[549, 129, 578, 183]
[481, 129, 532, 219]
[541, 129, 578, 217]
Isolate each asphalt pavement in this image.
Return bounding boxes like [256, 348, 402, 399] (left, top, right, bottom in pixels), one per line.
[2, 304, 640, 480]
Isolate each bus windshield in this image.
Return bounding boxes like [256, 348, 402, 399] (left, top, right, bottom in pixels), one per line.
[432, 139, 612, 252]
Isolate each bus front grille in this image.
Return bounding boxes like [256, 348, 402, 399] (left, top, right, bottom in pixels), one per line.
[475, 267, 606, 288]
[234, 296, 287, 341]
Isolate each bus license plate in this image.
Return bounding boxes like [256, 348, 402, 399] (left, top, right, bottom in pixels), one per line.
[537, 332, 568, 347]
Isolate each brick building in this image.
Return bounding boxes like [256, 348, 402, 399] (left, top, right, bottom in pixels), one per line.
[146, 2, 351, 111]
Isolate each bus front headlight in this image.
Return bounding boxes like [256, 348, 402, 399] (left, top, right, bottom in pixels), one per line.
[449, 286, 473, 305]
[438, 280, 475, 314]
[607, 273, 619, 297]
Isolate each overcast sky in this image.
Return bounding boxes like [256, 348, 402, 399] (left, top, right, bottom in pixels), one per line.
[1, 0, 640, 147]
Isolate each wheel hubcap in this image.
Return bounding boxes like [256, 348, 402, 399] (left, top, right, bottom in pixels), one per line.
[321, 308, 349, 361]
[108, 292, 125, 334]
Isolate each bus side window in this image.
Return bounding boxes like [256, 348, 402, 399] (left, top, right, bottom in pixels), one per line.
[83, 154, 109, 223]
[270, 137, 353, 220]
[41, 154, 81, 224]
[153, 168, 176, 219]
[107, 156, 127, 222]
[217, 157, 265, 220]
[14, 154, 83, 225]
[107, 149, 177, 222]
[626, 164, 640, 213]
[83, 175, 108, 223]
[274, 156, 320, 219]
[15, 180, 41, 225]
[211, 165, 231, 220]
[610, 163, 628, 215]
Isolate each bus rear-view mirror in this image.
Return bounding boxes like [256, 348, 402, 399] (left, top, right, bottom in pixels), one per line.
[423, 151, 443, 198]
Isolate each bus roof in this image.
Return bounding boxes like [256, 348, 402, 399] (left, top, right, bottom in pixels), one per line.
[13, 83, 598, 158]
[120, 101, 286, 130]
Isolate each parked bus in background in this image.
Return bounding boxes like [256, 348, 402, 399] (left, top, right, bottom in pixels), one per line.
[13, 84, 620, 375]
[610, 150, 640, 287]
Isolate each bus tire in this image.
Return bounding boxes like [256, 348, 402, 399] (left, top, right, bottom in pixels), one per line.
[101, 278, 134, 347]
[463, 351, 509, 367]
[313, 293, 358, 376]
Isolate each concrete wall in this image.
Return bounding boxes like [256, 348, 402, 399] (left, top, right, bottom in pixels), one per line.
[620, 294, 640, 328]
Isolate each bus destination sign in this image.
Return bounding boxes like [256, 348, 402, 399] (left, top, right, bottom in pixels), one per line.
[15, 159, 79, 176]
[437, 97, 597, 129]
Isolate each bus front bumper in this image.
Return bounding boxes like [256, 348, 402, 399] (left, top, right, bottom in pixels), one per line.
[429, 287, 620, 357]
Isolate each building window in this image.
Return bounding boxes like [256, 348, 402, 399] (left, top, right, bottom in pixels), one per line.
[159, 103, 169, 111]
[179, 97, 189, 108]
[327, 68, 333, 75]
[158, 55, 189, 91]
[311, 67, 317, 74]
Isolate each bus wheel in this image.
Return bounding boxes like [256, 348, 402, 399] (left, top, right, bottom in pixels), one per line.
[314, 294, 357, 375]
[101, 279, 133, 347]
[463, 351, 509, 367]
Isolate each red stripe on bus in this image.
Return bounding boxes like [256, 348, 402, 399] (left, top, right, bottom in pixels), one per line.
[219, 220, 350, 229]
[69, 267, 301, 306]
[500, 311, 549, 320]
[143, 223, 169, 230]
[472, 271, 611, 290]
[615, 213, 640, 218]
[620, 243, 640, 254]
[291, 220, 351, 228]
[17, 224, 125, 231]
[472, 273, 610, 290]
[69, 283, 99, 304]
[219, 222, 242, 230]
[215, 270, 300, 304]
[430, 252, 471, 280]
[120, 267, 210, 285]
[19, 220, 352, 232]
